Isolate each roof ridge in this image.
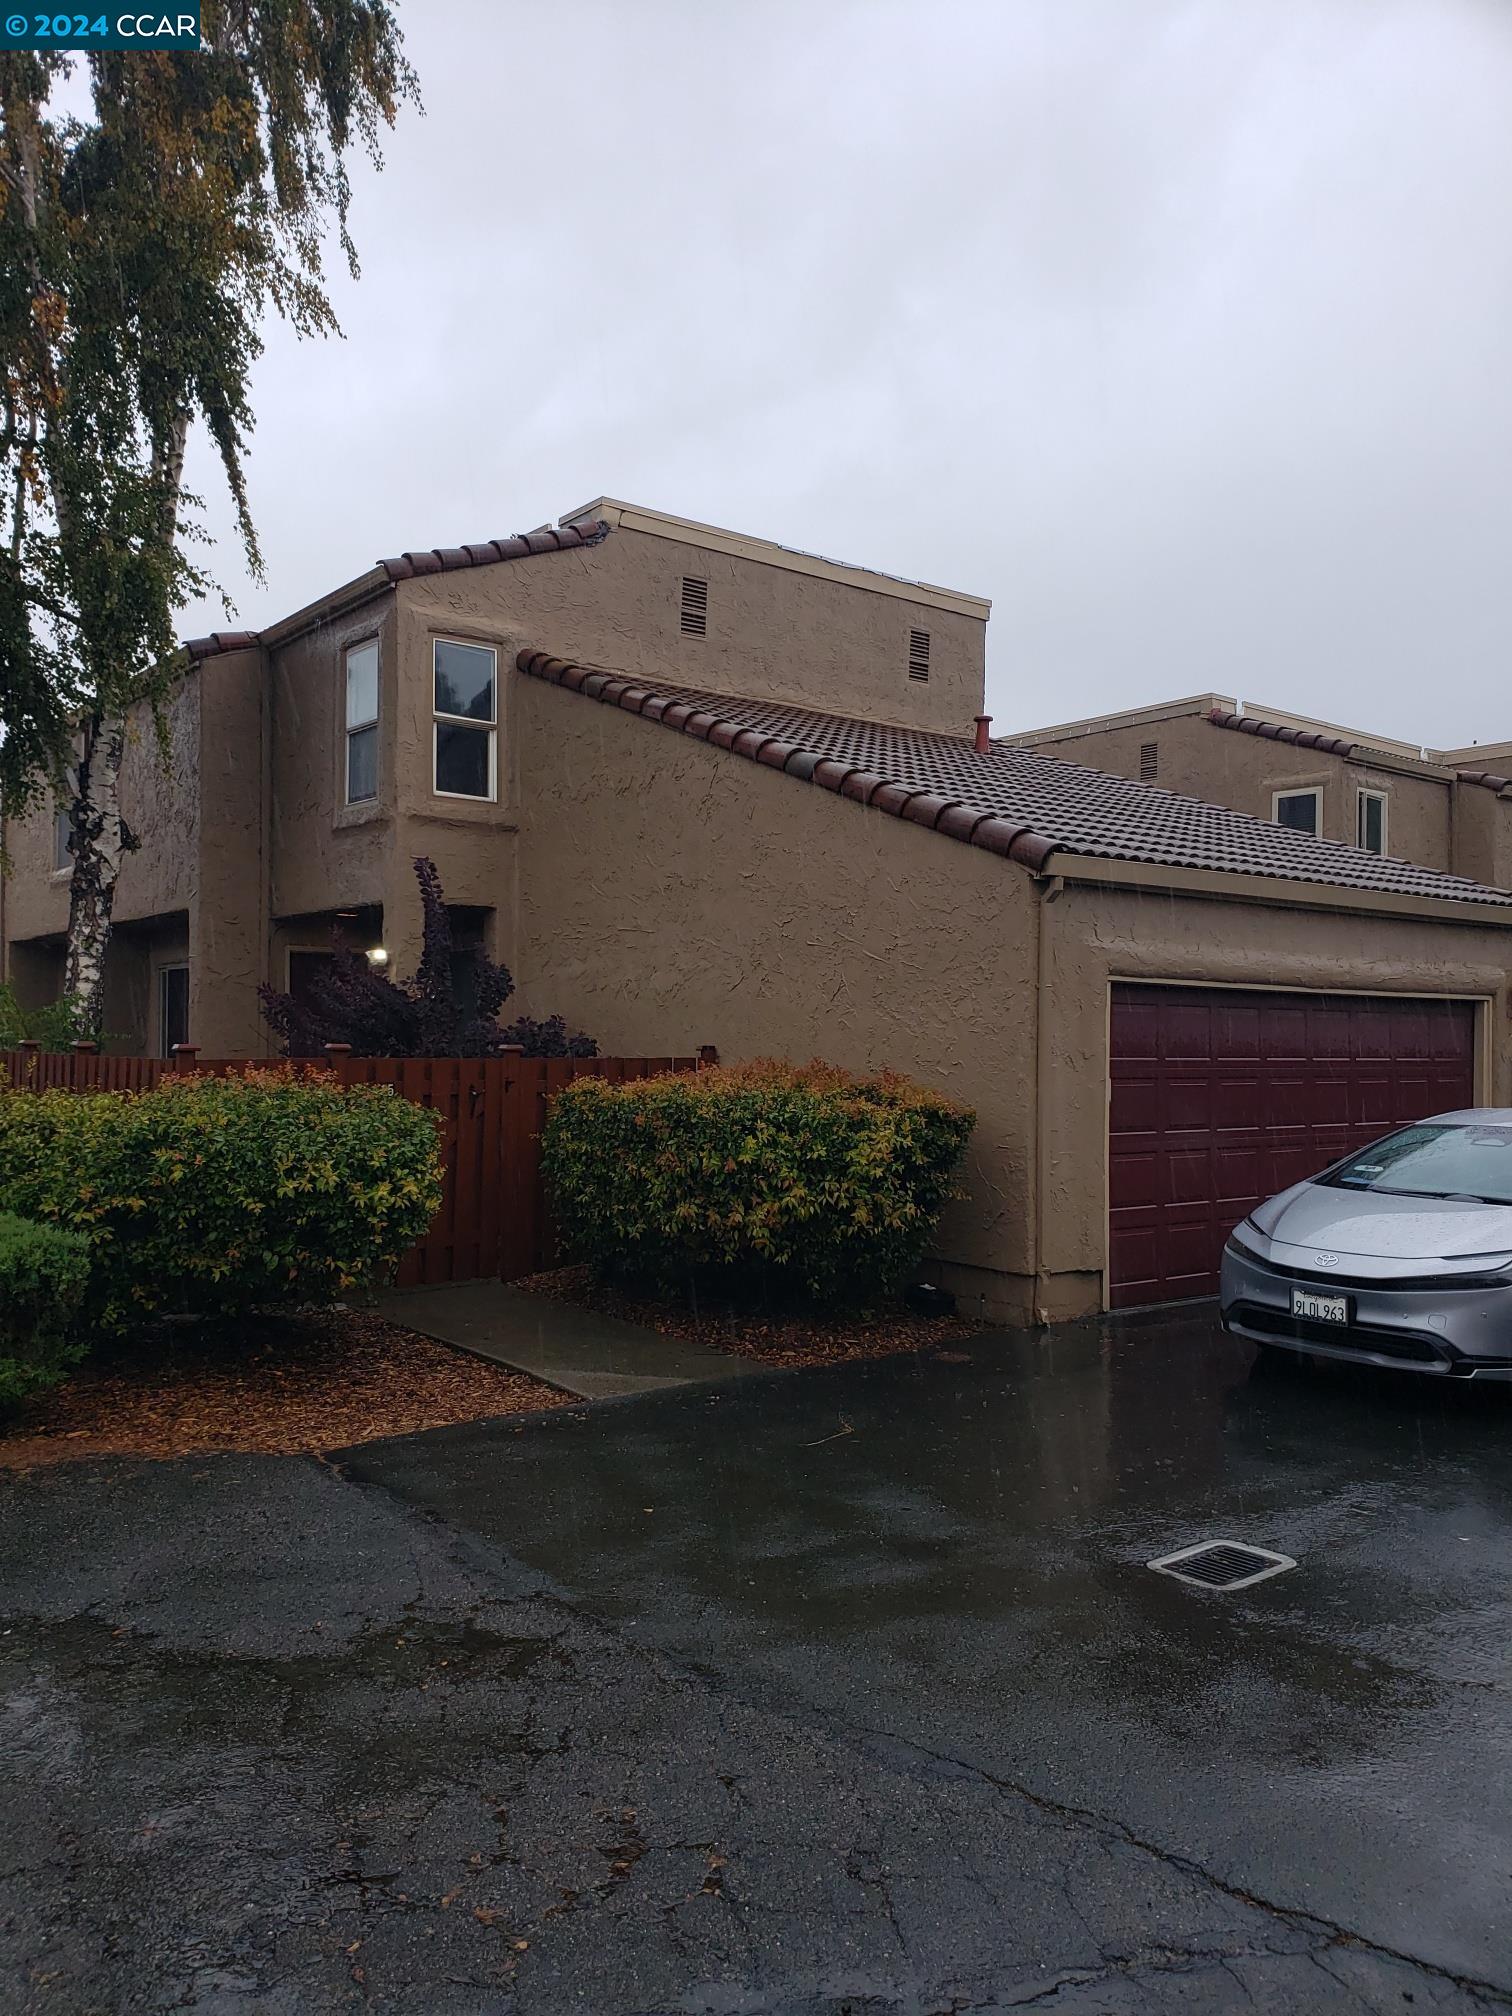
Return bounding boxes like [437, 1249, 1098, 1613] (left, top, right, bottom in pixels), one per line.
[515, 650, 1060, 871]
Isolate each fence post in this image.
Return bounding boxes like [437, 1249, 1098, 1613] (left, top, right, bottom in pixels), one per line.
[323, 1043, 353, 1085]
[172, 1044, 199, 1074]
[17, 1039, 40, 1092]
[697, 1044, 719, 1068]
[70, 1039, 99, 1091]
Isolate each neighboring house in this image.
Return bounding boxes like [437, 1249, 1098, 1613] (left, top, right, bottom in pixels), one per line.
[1000, 694, 1512, 890]
[7, 503, 1512, 1324]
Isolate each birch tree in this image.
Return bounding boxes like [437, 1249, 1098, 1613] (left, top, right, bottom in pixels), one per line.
[0, 9, 417, 1031]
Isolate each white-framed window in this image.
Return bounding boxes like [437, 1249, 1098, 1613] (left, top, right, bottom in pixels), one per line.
[1272, 787, 1321, 836]
[344, 639, 379, 805]
[1356, 787, 1387, 856]
[433, 638, 497, 800]
[158, 964, 189, 1058]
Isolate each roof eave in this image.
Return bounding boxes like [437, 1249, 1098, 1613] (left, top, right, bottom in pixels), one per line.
[1049, 851, 1512, 924]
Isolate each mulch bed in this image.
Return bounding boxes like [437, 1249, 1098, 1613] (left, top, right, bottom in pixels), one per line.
[513, 1264, 981, 1370]
[0, 1310, 569, 1471]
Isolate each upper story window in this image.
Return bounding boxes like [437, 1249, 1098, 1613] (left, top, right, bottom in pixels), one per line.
[1273, 787, 1321, 836]
[345, 640, 379, 804]
[54, 802, 71, 870]
[1357, 787, 1388, 856]
[433, 639, 497, 800]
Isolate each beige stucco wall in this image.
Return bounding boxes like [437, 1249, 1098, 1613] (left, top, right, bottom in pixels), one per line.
[1449, 779, 1512, 892]
[1021, 714, 1462, 874]
[510, 672, 1041, 1321]
[1, 678, 201, 950]
[396, 520, 984, 738]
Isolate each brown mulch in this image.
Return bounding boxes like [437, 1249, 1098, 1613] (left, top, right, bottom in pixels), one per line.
[513, 1264, 980, 1370]
[0, 1310, 569, 1471]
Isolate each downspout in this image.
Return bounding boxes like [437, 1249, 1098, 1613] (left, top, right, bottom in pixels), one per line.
[1032, 871, 1064, 1325]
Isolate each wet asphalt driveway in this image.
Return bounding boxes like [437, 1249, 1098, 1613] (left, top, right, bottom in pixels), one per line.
[4, 1311, 1511, 2013]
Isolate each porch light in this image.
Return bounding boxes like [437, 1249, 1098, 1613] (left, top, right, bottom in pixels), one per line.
[367, 946, 389, 968]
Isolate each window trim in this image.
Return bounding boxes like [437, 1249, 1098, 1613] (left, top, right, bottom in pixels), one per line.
[157, 962, 190, 1060]
[431, 636, 498, 803]
[1271, 786, 1322, 836]
[1356, 786, 1388, 856]
[343, 636, 381, 807]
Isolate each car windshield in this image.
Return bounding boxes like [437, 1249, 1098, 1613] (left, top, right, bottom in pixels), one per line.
[1322, 1123, 1512, 1204]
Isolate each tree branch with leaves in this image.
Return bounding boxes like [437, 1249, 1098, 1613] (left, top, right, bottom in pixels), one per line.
[0, 8, 418, 1031]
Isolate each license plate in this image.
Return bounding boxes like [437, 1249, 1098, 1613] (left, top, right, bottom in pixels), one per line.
[1292, 1287, 1349, 1325]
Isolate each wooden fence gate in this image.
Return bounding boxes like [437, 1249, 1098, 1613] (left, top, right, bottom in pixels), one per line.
[0, 1044, 708, 1289]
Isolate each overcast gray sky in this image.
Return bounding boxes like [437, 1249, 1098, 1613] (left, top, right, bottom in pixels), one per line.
[177, 0, 1512, 748]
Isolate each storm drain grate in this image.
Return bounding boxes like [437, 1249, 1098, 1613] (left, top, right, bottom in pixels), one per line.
[1146, 1541, 1297, 1591]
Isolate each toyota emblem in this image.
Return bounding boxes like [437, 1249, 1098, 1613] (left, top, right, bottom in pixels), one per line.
[1314, 1253, 1341, 1268]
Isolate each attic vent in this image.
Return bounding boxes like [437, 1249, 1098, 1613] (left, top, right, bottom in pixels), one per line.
[908, 629, 931, 682]
[680, 576, 708, 637]
[1140, 740, 1159, 782]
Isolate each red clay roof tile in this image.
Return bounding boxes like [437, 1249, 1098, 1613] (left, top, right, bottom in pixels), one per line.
[1205, 708, 1356, 758]
[518, 651, 1512, 907]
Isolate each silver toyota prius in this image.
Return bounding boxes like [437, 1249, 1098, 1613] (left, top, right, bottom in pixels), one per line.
[1220, 1110, 1512, 1379]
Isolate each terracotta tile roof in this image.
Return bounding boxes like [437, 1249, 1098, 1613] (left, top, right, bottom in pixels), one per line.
[1205, 707, 1357, 758]
[1457, 768, 1512, 796]
[519, 650, 1512, 907]
[378, 518, 610, 583]
[183, 628, 261, 662]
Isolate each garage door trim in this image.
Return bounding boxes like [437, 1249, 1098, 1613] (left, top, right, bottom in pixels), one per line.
[1102, 977, 1490, 1312]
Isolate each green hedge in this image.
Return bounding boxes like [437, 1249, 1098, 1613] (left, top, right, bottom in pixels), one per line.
[0, 1213, 92, 1407]
[0, 1069, 445, 1333]
[542, 1059, 975, 1305]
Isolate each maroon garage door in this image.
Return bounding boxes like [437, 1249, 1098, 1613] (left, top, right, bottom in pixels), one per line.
[1108, 984, 1478, 1308]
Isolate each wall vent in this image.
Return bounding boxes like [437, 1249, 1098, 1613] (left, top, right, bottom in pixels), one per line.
[680, 576, 708, 637]
[908, 629, 931, 682]
[1140, 740, 1159, 782]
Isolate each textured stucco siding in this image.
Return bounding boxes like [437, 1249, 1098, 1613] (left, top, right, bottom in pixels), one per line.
[267, 596, 398, 924]
[511, 671, 1040, 1318]
[2, 679, 200, 949]
[1018, 714, 1470, 880]
[397, 522, 986, 743]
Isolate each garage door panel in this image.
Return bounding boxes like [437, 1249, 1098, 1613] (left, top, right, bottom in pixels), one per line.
[1108, 986, 1477, 1308]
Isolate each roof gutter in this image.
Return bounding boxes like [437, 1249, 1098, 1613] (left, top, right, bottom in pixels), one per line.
[1048, 852, 1512, 926]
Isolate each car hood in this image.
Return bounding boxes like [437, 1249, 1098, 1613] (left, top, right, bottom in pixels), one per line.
[1260, 1182, 1512, 1261]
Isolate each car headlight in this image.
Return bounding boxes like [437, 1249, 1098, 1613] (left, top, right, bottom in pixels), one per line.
[1225, 1217, 1270, 1260]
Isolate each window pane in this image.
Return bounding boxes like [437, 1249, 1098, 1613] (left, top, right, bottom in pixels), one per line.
[435, 722, 492, 797]
[347, 724, 377, 803]
[346, 642, 379, 729]
[1358, 794, 1384, 854]
[1276, 793, 1317, 835]
[434, 639, 496, 722]
[54, 805, 71, 870]
[160, 967, 189, 1057]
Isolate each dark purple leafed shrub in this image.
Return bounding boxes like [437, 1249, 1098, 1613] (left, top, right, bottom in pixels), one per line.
[258, 857, 597, 1060]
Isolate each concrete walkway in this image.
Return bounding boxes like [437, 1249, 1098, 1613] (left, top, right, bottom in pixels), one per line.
[374, 1278, 766, 1400]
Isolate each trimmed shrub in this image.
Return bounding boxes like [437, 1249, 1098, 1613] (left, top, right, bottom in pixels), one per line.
[0, 1070, 445, 1333]
[542, 1059, 975, 1305]
[0, 1213, 92, 1407]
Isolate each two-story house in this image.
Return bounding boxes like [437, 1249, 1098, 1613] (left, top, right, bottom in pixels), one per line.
[1000, 694, 1512, 890]
[0, 500, 990, 1058]
[7, 503, 1512, 1326]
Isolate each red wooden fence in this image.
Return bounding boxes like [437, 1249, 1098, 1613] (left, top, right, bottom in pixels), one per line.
[0, 1042, 709, 1288]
